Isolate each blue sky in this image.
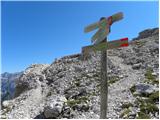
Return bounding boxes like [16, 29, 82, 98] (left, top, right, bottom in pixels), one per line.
[1, 1, 159, 73]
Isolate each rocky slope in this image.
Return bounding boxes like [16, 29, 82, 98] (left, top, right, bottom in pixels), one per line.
[1, 28, 159, 119]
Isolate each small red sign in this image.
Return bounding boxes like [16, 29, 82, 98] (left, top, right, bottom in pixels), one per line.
[120, 43, 129, 47]
[120, 37, 128, 41]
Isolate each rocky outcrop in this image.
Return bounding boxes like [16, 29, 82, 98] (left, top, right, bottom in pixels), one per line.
[133, 28, 159, 40]
[1, 28, 159, 119]
[44, 95, 67, 118]
[133, 83, 158, 95]
[14, 64, 49, 97]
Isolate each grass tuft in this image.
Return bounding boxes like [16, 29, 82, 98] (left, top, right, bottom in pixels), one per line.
[130, 85, 136, 93]
[108, 76, 119, 85]
[144, 68, 158, 85]
[119, 108, 131, 118]
[136, 111, 150, 119]
[121, 103, 133, 109]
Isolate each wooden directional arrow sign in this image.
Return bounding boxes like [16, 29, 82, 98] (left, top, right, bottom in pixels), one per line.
[91, 28, 109, 44]
[84, 12, 123, 45]
[84, 21, 99, 33]
[82, 37, 129, 56]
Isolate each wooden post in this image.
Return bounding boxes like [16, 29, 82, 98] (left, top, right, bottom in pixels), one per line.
[100, 17, 108, 119]
[100, 40, 108, 119]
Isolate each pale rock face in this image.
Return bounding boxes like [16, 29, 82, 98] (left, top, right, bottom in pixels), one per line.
[14, 64, 49, 97]
[44, 95, 67, 118]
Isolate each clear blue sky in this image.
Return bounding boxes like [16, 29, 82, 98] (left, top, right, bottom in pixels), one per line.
[1, 1, 159, 73]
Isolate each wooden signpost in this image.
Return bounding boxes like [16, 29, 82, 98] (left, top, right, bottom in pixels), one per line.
[82, 37, 129, 55]
[83, 12, 129, 119]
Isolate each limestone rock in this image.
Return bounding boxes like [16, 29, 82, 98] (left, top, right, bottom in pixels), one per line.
[2, 100, 11, 108]
[44, 95, 67, 118]
[134, 83, 158, 95]
[132, 63, 142, 70]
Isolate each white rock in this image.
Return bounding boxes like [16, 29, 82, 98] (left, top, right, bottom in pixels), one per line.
[2, 101, 10, 108]
[44, 95, 67, 118]
[119, 75, 124, 79]
[151, 72, 157, 76]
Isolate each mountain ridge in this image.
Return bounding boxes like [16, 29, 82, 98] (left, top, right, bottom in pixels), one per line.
[1, 27, 159, 119]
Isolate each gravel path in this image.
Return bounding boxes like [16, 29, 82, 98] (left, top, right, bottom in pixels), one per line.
[107, 56, 144, 118]
[8, 84, 45, 119]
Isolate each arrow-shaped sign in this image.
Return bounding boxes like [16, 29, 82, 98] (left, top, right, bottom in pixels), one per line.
[82, 37, 129, 56]
[84, 12, 123, 33]
[84, 12, 123, 45]
[92, 28, 109, 45]
[91, 19, 109, 43]
[84, 21, 99, 33]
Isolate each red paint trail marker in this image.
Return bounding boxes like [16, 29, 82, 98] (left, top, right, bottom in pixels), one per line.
[82, 37, 129, 55]
[120, 38, 129, 47]
[120, 37, 128, 41]
[120, 43, 129, 47]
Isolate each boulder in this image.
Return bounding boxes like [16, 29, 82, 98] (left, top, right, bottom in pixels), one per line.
[132, 63, 142, 70]
[2, 100, 11, 108]
[44, 95, 67, 118]
[134, 83, 158, 95]
[133, 28, 159, 40]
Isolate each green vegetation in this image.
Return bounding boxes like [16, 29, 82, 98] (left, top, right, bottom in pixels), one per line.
[74, 81, 80, 87]
[119, 108, 131, 118]
[144, 68, 158, 85]
[138, 92, 150, 97]
[136, 41, 146, 47]
[78, 96, 89, 102]
[130, 82, 159, 119]
[136, 111, 150, 119]
[140, 102, 158, 114]
[130, 85, 136, 93]
[108, 76, 119, 85]
[1, 106, 12, 118]
[66, 96, 89, 108]
[129, 68, 159, 119]
[46, 91, 52, 97]
[145, 68, 154, 80]
[148, 91, 159, 103]
[134, 91, 159, 119]
[121, 103, 133, 109]
[96, 84, 100, 90]
[89, 91, 97, 96]
[66, 99, 81, 107]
